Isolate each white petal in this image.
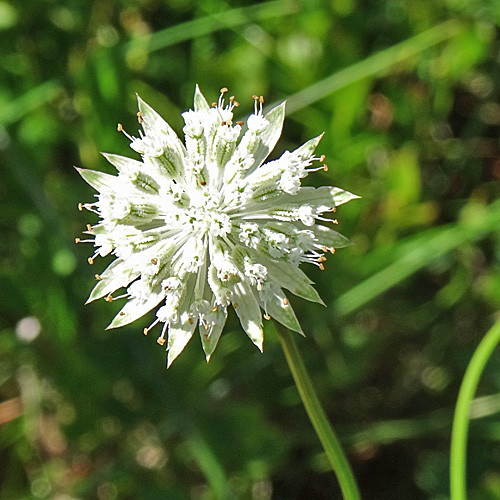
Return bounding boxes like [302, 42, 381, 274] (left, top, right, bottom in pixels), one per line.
[101, 153, 143, 173]
[166, 315, 198, 368]
[263, 287, 304, 335]
[330, 187, 361, 207]
[200, 307, 227, 360]
[291, 133, 323, 159]
[86, 259, 140, 303]
[247, 248, 324, 305]
[75, 167, 115, 192]
[311, 224, 352, 249]
[137, 96, 186, 155]
[234, 186, 359, 216]
[194, 84, 210, 112]
[242, 101, 286, 175]
[106, 286, 165, 329]
[231, 278, 264, 350]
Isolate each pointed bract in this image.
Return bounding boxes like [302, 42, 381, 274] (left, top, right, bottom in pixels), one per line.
[76, 167, 115, 192]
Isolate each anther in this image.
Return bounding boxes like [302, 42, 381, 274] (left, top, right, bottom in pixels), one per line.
[119, 312, 125, 316]
[137, 111, 143, 124]
[204, 322, 209, 331]
[264, 313, 271, 320]
[86, 224, 93, 232]
[95, 274, 102, 280]
[233, 101, 239, 107]
[233, 302, 238, 309]
[332, 219, 338, 224]
[320, 155, 326, 162]
[188, 318, 193, 325]
[88, 257, 94, 265]
[75, 237, 81, 244]
[220, 87, 228, 94]
[283, 298, 289, 306]
[317, 255, 327, 263]
[211, 306, 218, 312]
[144, 318, 160, 336]
[221, 121, 226, 126]
[319, 263, 325, 271]
[108, 292, 128, 302]
[236, 121, 244, 126]
[200, 181, 206, 186]
[78, 202, 83, 211]
[117, 123, 123, 132]
[252, 95, 259, 100]
[321, 246, 328, 252]
[329, 247, 336, 254]
[157, 337, 166, 346]
[151, 258, 158, 265]
[259, 96, 264, 104]
[211, 102, 217, 107]
[332, 207, 337, 212]
[229, 95, 235, 102]
[323, 164, 328, 172]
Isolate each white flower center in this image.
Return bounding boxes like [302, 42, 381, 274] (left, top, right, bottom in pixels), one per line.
[179, 188, 231, 238]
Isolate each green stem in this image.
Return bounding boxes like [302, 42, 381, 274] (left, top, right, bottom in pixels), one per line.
[274, 321, 361, 500]
[450, 317, 500, 500]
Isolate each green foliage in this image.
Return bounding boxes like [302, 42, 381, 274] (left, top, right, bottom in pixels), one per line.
[1, 0, 500, 499]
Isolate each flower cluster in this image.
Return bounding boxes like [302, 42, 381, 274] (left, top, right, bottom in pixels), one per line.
[76, 86, 358, 366]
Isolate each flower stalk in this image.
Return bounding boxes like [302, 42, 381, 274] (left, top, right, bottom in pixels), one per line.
[274, 320, 361, 500]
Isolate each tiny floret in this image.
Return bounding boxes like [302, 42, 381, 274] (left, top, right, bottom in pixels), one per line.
[77, 85, 359, 366]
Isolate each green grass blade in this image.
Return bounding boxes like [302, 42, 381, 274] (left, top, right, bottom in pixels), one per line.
[280, 19, 465, 114]
[0, 80, 61, 127]
[126, 0, 299, 53]
[187, 429, 231, 500]
[335, 200, 500, 317]
[450, 318, 500, 500]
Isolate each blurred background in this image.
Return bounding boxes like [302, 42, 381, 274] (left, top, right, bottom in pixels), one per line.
[2, 0, 500, 499]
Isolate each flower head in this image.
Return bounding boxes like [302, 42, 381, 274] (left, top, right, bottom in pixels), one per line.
[76, 86, 358, 366]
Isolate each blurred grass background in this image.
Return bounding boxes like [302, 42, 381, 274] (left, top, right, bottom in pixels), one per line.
[2, 0, 500, 499]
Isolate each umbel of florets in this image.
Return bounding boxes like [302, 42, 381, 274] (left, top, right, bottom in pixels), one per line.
[76, 85, 359, 367]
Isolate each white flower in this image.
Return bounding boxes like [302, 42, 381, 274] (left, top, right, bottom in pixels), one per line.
[76, 86, 359, 367]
